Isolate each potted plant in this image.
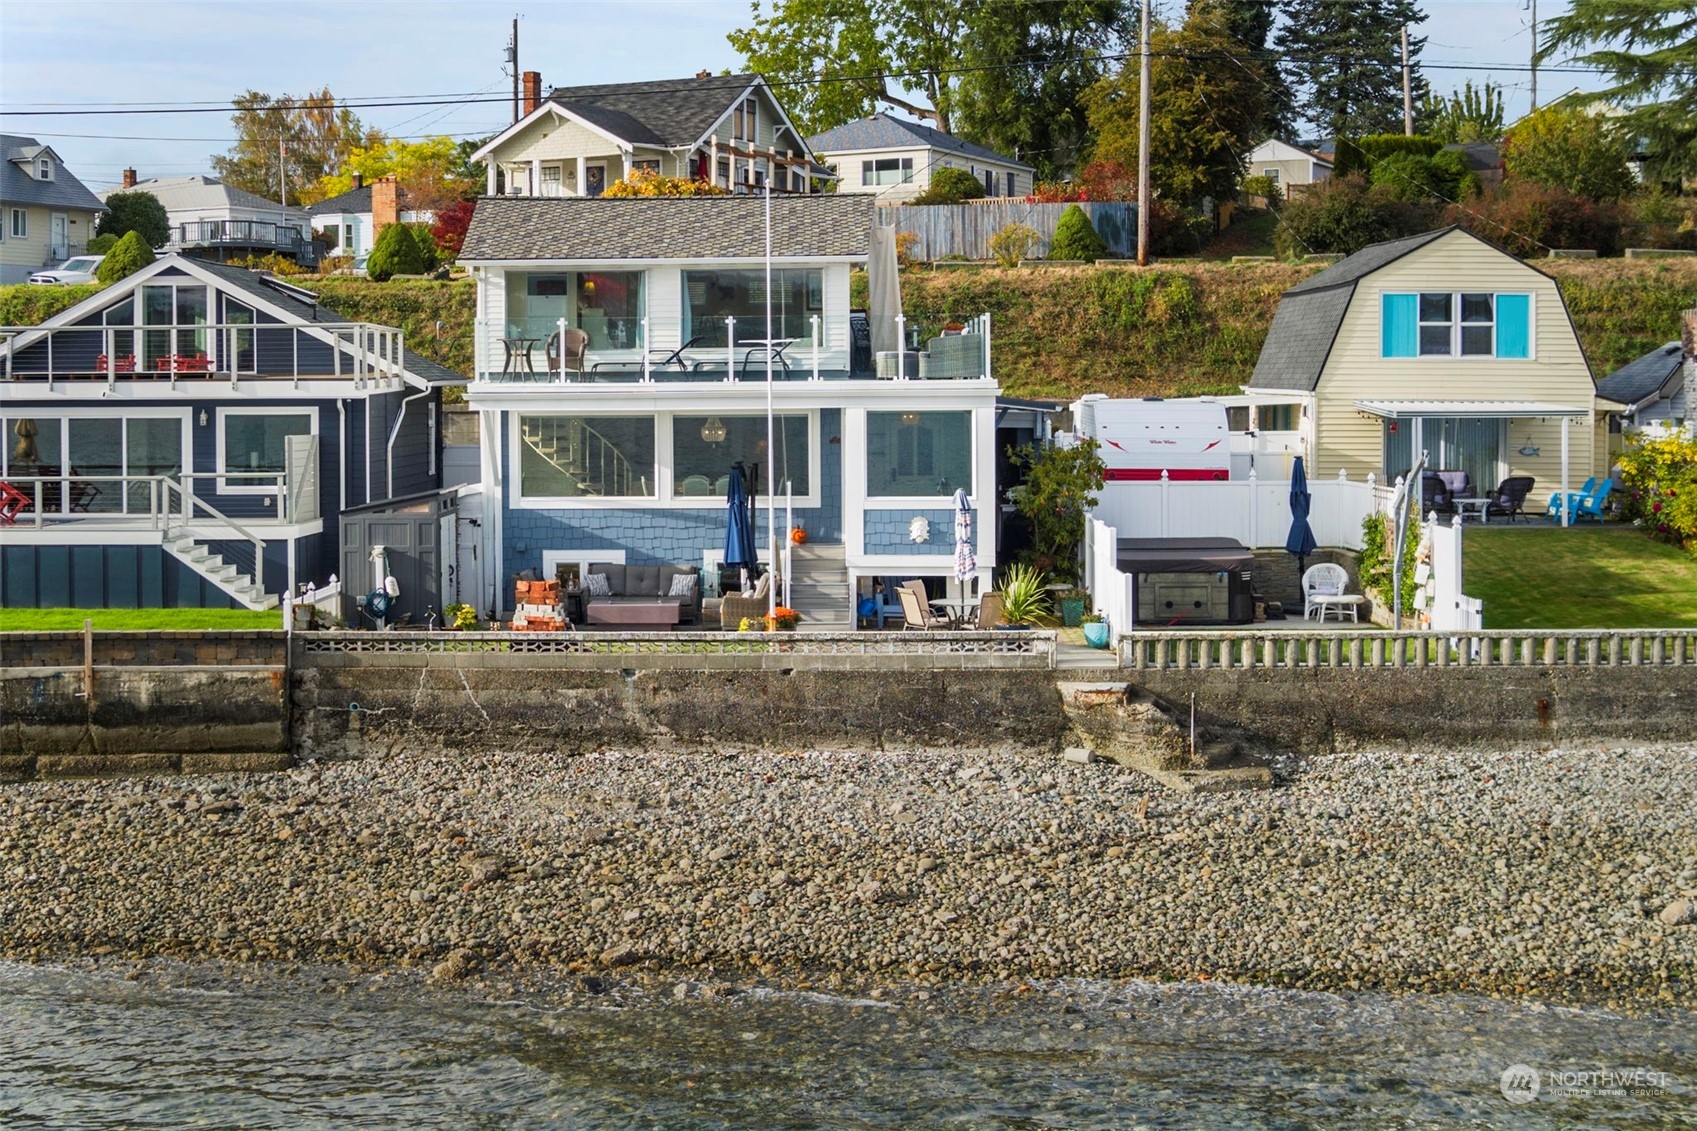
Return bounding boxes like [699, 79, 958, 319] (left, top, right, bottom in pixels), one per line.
[1058, 588, 1088, 627]
[764, 606, 801, 632]
[996, 564, 1050, 628]
[443, 602, 480, 630]
[1081, 612, 1111, 648]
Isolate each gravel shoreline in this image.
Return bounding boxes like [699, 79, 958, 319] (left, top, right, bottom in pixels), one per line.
[2, 742, 1693, 1010]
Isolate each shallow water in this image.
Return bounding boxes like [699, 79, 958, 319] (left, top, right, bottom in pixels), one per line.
[0, 962, 1690, 1129]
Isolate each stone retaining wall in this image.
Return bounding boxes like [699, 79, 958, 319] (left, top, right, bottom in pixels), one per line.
[0, 632, 288, 668]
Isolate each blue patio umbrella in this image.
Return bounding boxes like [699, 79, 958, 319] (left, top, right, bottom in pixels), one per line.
[1285, 455, 1318, 581]
[724, 464, 756, 576]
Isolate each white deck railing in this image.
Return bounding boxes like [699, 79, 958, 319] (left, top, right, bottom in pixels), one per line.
[1090, 469, 1380, 550]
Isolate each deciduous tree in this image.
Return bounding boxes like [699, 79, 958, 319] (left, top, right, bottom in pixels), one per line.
[1503, 104, 1637, 201]
[1084, 2, 1270, 205]
[211, 88, 381, 202]
[1420, 80, 1507, 145]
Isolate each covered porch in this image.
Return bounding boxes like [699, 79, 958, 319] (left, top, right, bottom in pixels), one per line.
[1355, 399, 1593, 526]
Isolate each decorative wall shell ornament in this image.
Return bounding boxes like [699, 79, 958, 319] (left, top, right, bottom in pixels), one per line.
[908, 515, 931, 543]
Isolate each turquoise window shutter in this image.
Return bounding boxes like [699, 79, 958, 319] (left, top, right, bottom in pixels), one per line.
[1496, 293, 1531, 358]
[1381, 294, 1417, 357]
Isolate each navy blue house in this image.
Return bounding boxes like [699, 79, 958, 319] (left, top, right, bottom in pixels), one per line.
[0, 254, 462, 612]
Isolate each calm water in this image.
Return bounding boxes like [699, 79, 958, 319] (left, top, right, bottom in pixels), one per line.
[0, 961, 1690, 1129]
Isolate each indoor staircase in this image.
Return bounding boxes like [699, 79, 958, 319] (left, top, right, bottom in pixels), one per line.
[783, 542, 852, 631]
[520, 417, 636, 496]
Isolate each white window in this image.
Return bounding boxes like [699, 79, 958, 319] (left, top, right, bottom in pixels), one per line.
[10, 209, 25, 238]
[1262, 168, 1279, 183]
[539, 164, 563, 196]
[36, 157, 53, 181]
[219, 411, 314, 492]
[861, 158, 913, 187]
[1419, 292, 1495, 357]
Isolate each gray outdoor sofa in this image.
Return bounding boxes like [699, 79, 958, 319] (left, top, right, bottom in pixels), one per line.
[583, 562, 704, 626]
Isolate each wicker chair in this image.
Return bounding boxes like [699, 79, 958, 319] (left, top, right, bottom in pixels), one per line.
[720, 573, 778, 629]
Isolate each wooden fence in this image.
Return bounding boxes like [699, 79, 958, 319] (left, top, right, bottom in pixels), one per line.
[880, 200, 1138, 261]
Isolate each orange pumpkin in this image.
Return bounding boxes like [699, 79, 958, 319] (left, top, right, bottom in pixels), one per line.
[790, 526, 808, 545]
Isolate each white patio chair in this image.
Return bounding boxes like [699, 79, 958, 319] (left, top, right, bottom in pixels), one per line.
[1302, 562, 1363, 623]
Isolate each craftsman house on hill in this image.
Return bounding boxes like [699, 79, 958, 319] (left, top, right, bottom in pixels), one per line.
[472, 70, 831, 197]
[1249, 226, 1612, 502]
[0, 135, 107, 284]
[0, 254, 463, 616]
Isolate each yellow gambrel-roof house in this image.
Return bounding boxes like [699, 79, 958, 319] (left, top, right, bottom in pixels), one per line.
[1249, 227, 1619, 508]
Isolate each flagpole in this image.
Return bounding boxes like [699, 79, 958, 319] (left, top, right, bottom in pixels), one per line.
[765, 182, 777, 616]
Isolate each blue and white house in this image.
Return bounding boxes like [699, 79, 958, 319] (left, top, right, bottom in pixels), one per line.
[459, 193, 1000, 627]
[0, 254, 461, 612]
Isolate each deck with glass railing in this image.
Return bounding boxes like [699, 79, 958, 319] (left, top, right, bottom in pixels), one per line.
[1, 322, 407, 385]
[472, 313, 993, 384]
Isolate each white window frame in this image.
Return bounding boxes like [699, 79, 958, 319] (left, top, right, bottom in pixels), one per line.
[667, 409, 822, 509]
[10, 208, 25, 238]
[36, 157, 53, 181]
[0, 409, 190, 513]
[864, 409, 977, 501]
[1413, 291, 1515, 359]
[216, 409, 316, 495]
[510, 412, 659, 507]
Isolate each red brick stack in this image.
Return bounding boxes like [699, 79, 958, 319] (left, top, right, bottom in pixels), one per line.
[511, 578, 565, 631]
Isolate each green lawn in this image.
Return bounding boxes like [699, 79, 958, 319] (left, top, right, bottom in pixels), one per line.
[1463, 525, 1697, 629]
[0, 607, 284, 632]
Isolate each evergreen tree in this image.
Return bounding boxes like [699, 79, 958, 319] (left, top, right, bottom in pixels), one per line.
[1049, 204, 1108, 261]
[1190, 0, 1294, 136]
[1277, 0, 1428, 138]
[365, 222, 431, 282]
[1538, 0, 1697, 184]
[95, 231, 155, 285]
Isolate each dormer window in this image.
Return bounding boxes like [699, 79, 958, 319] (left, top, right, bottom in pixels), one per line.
[36, 157, 53, 181]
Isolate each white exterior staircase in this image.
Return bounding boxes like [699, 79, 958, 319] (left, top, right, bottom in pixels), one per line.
[163, 532, 277, 610]
[783, 542, 851, 631]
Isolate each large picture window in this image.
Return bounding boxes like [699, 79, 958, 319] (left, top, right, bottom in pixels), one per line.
[867, 410, 972, 497]
[683, 269, 821, 347]
[505, 271, 644, 349]
[861, 158, 913, 187]
[673, 414, 810, 498]
[518, 414, 655, 498]
[1, 414, 182, 515]
[222, 411, 312, 490]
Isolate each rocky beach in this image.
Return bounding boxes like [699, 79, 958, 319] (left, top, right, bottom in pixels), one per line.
[2, 741, 1693, 1010]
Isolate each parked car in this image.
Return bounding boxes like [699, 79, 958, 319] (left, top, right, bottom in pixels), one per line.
[29, 255, 104, 285]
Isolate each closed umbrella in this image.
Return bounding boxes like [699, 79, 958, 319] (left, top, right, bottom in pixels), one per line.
[724, 465, 756, 587]
[952, 488, 975, 584]
[1285, 455, 1318, 583]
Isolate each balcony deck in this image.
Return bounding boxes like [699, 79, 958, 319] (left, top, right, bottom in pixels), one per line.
[168, 221, 324, 266]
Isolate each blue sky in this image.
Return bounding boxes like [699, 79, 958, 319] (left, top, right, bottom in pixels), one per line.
[1, 0, 1597, 193]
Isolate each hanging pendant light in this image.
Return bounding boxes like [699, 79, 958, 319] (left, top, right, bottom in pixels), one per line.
[700, 416, 727, 443]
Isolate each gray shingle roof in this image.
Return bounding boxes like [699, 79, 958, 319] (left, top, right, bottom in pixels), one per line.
[1, 134, 107, 213]
[1251, 228, 1470, 392]
[1596, 341, 1684, 409]
[547, 73, 764, 147]
[307, 184, 374, 216]
[460, 194, 876, 261]
[103, 175, 306, 220]
[806, 114, 1033, 169]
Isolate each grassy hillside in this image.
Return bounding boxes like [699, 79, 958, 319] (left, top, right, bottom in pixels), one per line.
[888, 256, 1697, 401]
[5, 258, 1688, 402]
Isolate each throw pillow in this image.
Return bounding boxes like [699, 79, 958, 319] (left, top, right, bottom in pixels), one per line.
[667, 572, 697, 599]
[752, 573, 771, 600]
[585, 572, 612, 598]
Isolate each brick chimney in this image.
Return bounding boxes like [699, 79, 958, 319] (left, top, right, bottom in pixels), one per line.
[522, 71, 542, 117]
[351, 172, 363, 190]
[121, 168, 137, 189]
[372, 176, 400, 234]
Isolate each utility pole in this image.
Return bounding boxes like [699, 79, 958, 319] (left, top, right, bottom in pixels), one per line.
[508, 18, 520, 124]
[1136, 0, 1151, 266]
[1401, 25, 1413, 135]
[1529, 0, 1538, 110]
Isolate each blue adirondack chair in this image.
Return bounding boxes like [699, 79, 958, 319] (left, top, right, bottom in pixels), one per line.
[1546, 477, 1596, 519]
[1572, 478, 1614, 522]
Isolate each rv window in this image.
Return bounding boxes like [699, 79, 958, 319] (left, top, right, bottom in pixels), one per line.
[1226, 406, 1251, 432]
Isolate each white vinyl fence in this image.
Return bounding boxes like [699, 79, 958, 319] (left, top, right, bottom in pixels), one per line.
[1084, 517, 1137, 638]
[1088, 469, 1380, 551]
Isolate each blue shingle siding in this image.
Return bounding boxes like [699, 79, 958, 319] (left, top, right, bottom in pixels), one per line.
[863, 508, 956, 554]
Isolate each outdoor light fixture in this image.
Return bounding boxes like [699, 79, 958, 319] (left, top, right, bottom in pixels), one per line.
[199, 409, 208, 427]
[899, 411, 920, 427]
[700, 416, 727, 443]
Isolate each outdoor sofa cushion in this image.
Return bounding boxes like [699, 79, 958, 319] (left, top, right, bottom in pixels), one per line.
[586, 561, 703, 624]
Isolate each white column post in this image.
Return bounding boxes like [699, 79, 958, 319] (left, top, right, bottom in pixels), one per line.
[1247, 467, 1259, 547]
[1159, 469, 1171, 537]
[556, 317, 567, 382]
[530, 158, 541, 196]
[896, 314, 906, 379]
[641, 317, 651, 383]
[576, 156, 587, 197]
[1560, 415, 1571, 527]
[486, 162, 498, 196]
[810, 314, 820, 380]
[725, 316, 736, 381]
